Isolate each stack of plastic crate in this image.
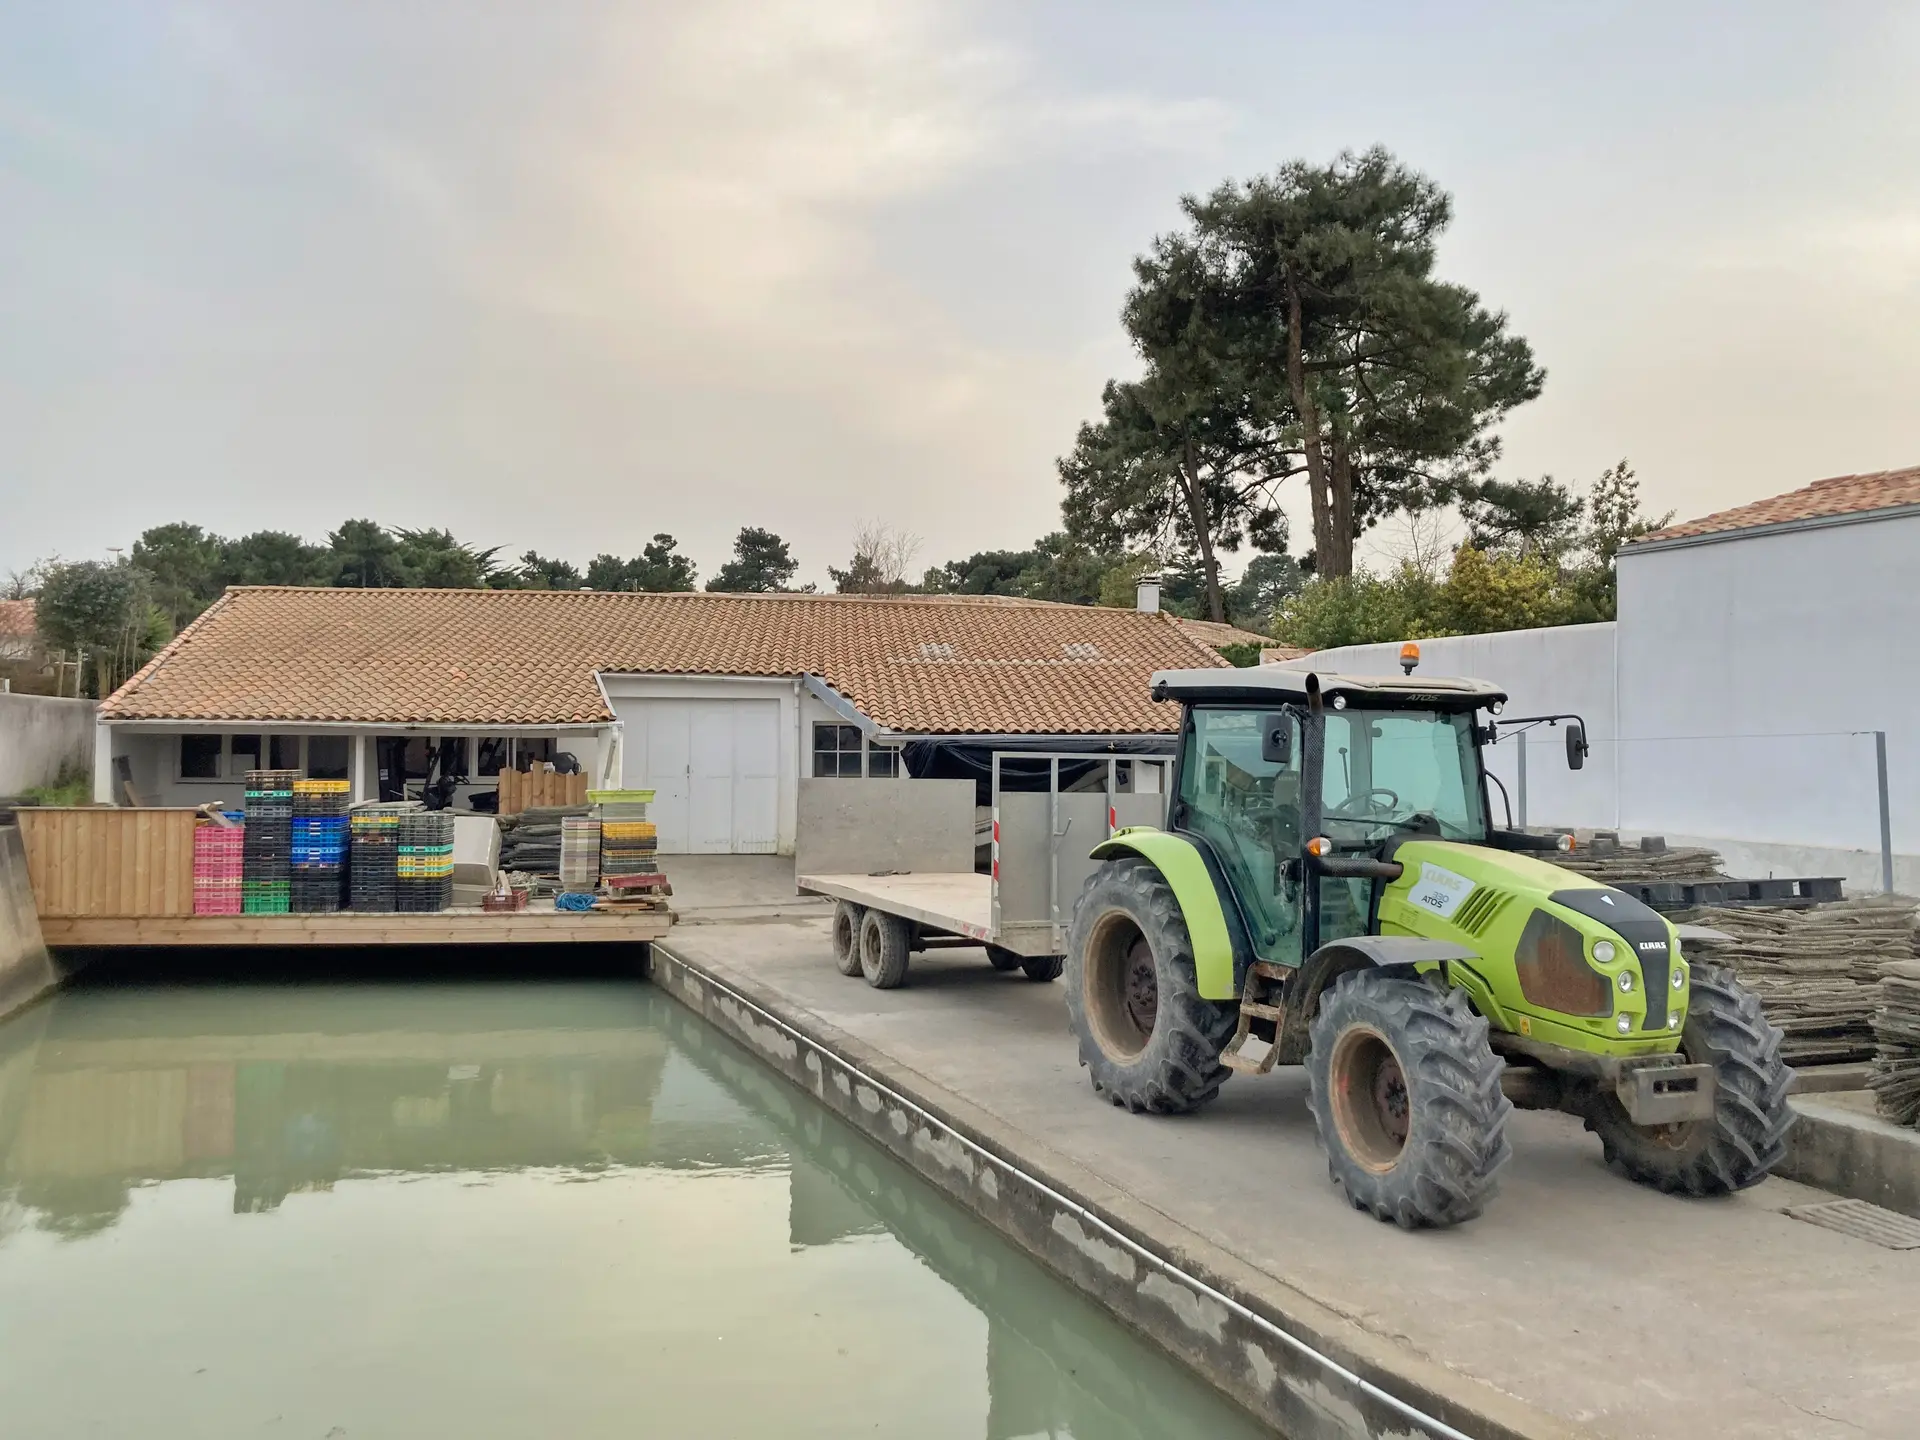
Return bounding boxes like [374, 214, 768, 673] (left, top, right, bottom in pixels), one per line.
[192, 818, 245, 915]
[291, 779, 351, 912]
[559, 815, 602, 894]
[348, 806, 403, 912]
[242, 769, 297, 914]
[591, 789, 658, 882]
[396, 811, 456, 912]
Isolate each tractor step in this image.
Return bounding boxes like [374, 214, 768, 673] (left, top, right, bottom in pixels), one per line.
[1220, 960, 1293, 1076]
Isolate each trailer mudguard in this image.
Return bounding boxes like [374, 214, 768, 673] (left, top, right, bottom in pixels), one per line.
[1089, 828, 1237, 1000]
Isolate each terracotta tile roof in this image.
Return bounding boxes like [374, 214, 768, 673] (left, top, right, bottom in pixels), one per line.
[0, 598, 34, 639]
[1174, 616, 1272, 648]
[1636, 465, 1920, 544]
[101, 587, 1225, 734]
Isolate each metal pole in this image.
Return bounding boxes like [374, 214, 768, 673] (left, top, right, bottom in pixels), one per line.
[1049, 757, 1060, 946]
[1875, 730, 1894, 895]
[991, 752, 1002, 941]
[1516, 732, 1528, 831]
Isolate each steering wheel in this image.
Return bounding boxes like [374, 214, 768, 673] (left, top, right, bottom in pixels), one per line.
[1323, 786, 1401, 822]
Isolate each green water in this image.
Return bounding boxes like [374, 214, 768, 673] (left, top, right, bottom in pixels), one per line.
[0, 972, 1272, 1439]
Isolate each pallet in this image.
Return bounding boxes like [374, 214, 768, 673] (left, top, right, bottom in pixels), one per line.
[1618, 876, 1845, 912]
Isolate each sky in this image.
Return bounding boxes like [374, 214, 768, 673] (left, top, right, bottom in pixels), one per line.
[3, 1, 1918, 589]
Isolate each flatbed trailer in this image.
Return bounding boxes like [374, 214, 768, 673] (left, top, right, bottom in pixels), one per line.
[799, 751, 1167, 983]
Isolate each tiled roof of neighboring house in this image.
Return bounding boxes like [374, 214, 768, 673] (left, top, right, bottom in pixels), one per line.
[1174, 617, 1273, 649]
[100, 587, 1227, 734]
[0, 598, 34, 639]
[1259, 645, 1313, 664]
[1635, 465, 1920, 545]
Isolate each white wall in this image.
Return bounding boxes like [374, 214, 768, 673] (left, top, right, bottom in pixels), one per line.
[1276, 624, 1619, 831]
[0, 694, 95, 795]
[1617, 511, 1919, 879]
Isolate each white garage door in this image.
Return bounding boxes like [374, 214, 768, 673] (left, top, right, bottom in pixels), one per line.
[624, 700, 779, 854]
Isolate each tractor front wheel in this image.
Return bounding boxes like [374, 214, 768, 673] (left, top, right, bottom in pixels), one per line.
[1306, 970, 1512, 1229]
[1585, 964, 1794, 1195]
[1064, 857, 1238, 1114]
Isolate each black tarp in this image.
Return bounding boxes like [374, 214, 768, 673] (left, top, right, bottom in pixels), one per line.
[901, 735, 1177, 806]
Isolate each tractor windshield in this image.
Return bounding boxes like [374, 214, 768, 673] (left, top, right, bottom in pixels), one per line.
[1320, 708, 1487, 846]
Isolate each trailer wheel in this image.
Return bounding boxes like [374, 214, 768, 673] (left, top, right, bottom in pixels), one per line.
[1585, 964, 1794, 1195]
[1021, 954, 1064, 983]
[858, 908, 912, 989]
[985, 945, 1023, 972]
[1306, 969, 1511, 1229]
[1065, 857, 1237, 1114]
[831, 901, 866, 976]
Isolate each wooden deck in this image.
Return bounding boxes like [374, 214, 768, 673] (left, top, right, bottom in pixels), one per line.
[38, 905, 672, 949]
[797, 872, 993, 941]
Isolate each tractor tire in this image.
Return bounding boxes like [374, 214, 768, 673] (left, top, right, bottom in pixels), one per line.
[831, 902, 866, 976]
[1585, 964, 1794, 1195]
[858, 908, 912, 990]
[1305, 970, 1512, 1230]
[1021, 954, 1064, 983]
[1064, 857, 1238, 1115]
[985, 945, 1023, 972]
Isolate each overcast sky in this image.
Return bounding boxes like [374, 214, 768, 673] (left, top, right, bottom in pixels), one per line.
[3, 1, 1917, 588]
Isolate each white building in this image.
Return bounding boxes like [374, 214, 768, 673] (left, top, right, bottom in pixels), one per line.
[1279, 465, 1920, 891]
[94, 586, 1222, 854]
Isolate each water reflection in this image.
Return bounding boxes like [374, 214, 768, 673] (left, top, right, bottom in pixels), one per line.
[0, 981, 1268, 1440]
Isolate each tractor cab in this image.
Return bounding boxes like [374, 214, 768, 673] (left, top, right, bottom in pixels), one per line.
[1151, 664, 1521, 967]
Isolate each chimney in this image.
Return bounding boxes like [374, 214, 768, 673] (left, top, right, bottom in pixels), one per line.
[1136, 573, 1162, 614]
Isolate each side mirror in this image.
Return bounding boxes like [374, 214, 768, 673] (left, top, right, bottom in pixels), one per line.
[1565, 721, 1589, 771]
[1261, 714, 1294, 766]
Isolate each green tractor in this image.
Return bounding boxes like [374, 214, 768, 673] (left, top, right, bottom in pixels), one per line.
[1064, 662, 1795, 1229]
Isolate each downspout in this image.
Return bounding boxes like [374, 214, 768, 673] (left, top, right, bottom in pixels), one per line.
[591, 671, 624, 788]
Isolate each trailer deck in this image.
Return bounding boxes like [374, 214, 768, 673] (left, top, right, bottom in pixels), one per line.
[797, 873, 994, 943]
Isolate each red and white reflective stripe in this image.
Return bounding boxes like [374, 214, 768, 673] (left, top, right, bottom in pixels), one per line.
[1108, 805, 1117, 833]
[991, 809, 1000, 882]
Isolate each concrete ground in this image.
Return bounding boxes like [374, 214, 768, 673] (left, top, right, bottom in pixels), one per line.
[664, 914, 1920, 1440]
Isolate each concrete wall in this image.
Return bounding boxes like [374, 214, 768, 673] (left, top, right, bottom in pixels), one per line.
[0, 826, 58, 1021]
[0, 694, 95, 796]
[795, 778, 973, 875]
[1617, 511, 1919, 878]
[1276, 624, 1619, 830]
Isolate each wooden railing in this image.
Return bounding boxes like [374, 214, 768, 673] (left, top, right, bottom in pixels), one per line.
[15, 808, 199, 918]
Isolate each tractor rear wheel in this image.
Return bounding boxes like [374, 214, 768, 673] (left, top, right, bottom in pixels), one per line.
[1305, 970, 1512, 1229]
[858, 909, 911, 989]
[1064, 857, 1238, 1114]
[985, 945, 1023, 972]
[831, 901, 866, 976]
[1585, 964, 1794, 1195]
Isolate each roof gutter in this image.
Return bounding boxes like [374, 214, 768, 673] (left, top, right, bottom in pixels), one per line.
[96, 718, 612, 733]
[1623, 500, 1920, 557]
[801, 673, 884, 738]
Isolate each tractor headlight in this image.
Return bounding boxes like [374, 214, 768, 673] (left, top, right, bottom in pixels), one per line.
[1593, 939, 1616, 964]
[1615, 1015, 1632, 1034]
[1668, 1010, 1682, 1030]
[1671, 966, 1685, 990]
[1617, 970, 1634, 993]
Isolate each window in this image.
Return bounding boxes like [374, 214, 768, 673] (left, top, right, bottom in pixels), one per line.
[476, 737, 509, 777]
[229, 734, 262, 777]
[307, 735, 350, 780]
[179, 735, 222, 780]
[868, 745, 900, 779]
[813, 723, 863, 778]
[270, 735, 301, 770]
